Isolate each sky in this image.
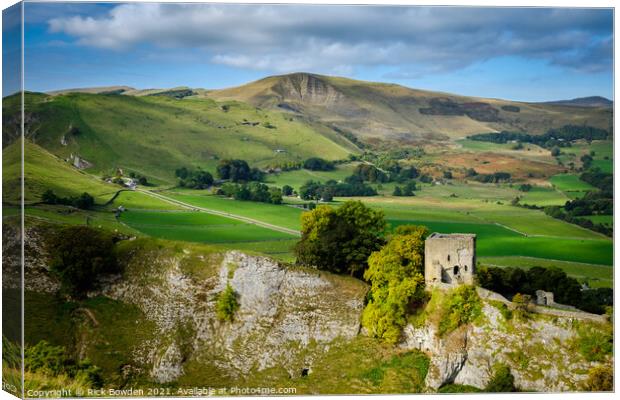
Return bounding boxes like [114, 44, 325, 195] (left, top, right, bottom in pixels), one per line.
[4, 2, 614, 101]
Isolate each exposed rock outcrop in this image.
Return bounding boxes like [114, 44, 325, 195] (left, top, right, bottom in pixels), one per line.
[99, 249, 367, 383]
[402, 301, 611, 392]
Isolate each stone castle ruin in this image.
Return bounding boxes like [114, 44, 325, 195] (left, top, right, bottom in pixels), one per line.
[425, 233, 476, 288]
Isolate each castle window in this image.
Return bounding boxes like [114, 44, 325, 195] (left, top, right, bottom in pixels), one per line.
[447, 255, 450, 262]
[464, 265, 468, 272]
[453, 265, 460, 275]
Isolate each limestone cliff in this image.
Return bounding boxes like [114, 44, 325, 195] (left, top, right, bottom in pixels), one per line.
[401, 291, 612, 392]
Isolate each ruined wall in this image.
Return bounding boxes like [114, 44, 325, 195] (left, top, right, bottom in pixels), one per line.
[424, 233, 476, 287]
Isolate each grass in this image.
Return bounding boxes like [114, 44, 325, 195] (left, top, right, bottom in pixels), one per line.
[107, 190, 183, 211]
[518, 186, 571, 207]
[479, 256, 613, 288]
[550, 173, 597, 193]
[20, 205, 139, 235]
[19, 92, 356, 184]
[180, 336, 429, 394]
[3, 140, 119, 204]
[163, 190, 304, 230]
[580, 215, 613, 226]
[120, 209, 296, 244]
[265, 162, 360, 190]
[388, 218, 611, 265]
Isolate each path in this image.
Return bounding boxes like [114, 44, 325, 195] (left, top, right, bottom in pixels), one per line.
[136, 189, 301, 237]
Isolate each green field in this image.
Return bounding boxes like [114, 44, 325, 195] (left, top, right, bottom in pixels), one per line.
[120, 210, 296, 244]
[549, 173, 596, 195]
[266, 162, 360, 190]
[107, 190, 183, 211]
[517, 186, 571, 207]
[581, 214, 613, 226]
[164, 190, 304, 230]
[388, 219, 612, 265]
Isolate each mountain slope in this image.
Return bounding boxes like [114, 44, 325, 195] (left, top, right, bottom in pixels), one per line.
[207, 73, 613, 143]
[2, 140, 120, 204]
[543, 96, 613, 108]
[5, 92, 358, 184]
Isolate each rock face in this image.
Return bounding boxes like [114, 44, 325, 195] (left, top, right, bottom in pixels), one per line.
[402, 301, 610, 392]
[100, 249, 367, 383]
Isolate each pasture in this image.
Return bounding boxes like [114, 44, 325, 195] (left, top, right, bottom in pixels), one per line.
[550, 173, 597, 194]
[120, 210, 297, 244]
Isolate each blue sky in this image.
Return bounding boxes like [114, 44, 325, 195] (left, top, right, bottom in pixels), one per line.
[9, 2, 614, 101]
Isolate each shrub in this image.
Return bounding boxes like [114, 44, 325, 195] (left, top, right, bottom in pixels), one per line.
[485, 364, 516, 392]
[584, 365, 613, 391]
[25, 340, 103, 388]
[438, 285, 482, 336]
[47, 226, 119, 298]
[216, 284, 240, 322]
[573, 324, 613, 362]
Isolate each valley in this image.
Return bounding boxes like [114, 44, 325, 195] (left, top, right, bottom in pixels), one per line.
[2, 72, 613, 394]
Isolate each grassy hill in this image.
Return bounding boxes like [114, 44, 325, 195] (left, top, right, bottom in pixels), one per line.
[2, 140, 119, 204]
[5, 92, 359, 184]
[207, 73, 612, 143]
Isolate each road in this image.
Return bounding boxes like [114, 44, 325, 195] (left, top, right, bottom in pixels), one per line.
[136, 189, 301, 237]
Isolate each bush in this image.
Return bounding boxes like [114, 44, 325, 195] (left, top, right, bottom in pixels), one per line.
[485, 364, 516, 392]
[47, 226, 119, 298]
[584, 365, 613, 391]
[573, 324, 613, 362]
[25, 340, 103, 388]
[216, 284, 240, 322]
[438, 285, 482, 336]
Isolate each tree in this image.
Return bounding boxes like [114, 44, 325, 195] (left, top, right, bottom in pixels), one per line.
[217, 159, 254, 182]
[550, 147, 561, 157]
[47, 226, 119, 298]
[320, 186, 334, 202]
[362, 226, 428, 343]
[294, 201, 386, 276]
[393, 186, 403, 196]
[303, 157, 335, 171]
[282, 185, 294, 196]
[41, 189, 59, 204]
[443, 171, 453, 179]
[73, 192, 95, 210]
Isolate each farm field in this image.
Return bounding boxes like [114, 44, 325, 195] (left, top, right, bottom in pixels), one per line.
[517, 187, 571, 207]
[162, 190, 304, 230]
[550, 173, 597, 196]
[120, 210, 297, 244]
[266, 162, 360, 188]
[107, 190, 183, 211]
[387, 218, 612, 265]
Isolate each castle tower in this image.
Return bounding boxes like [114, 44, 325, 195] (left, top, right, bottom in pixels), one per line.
[424, 233, 476, 288]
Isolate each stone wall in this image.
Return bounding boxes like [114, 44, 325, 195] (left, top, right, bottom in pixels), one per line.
[425, 233, 476, 287]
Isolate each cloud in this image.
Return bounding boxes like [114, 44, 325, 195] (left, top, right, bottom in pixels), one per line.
[47, 4, 613, 77]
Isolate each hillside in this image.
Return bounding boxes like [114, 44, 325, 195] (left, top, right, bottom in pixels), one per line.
[4, 92, 359, 184]
[2, 140, 119, 204]
[4, 223, 612, 393]
[543, 96, 613, 108]
[207, 73, 612, 143]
